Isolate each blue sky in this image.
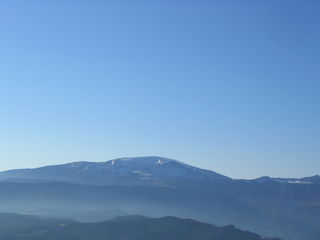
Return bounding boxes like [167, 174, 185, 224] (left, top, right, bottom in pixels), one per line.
[0, 0, 319, 178]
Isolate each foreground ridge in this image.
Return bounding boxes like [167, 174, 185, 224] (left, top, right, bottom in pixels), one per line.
[0, 213, 281, 240]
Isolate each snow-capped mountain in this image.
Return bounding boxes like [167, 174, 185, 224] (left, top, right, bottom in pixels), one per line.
[0, 156, 230, 186]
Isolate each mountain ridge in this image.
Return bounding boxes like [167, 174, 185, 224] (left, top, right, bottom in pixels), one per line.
[0, 156, 318, 185]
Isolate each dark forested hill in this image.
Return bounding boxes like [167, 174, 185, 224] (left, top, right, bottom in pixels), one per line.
[0, 213, 280, 240]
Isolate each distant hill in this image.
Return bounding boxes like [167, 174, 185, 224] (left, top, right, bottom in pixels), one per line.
[0, 213, 280, 240]
[273, 175, 320, 184]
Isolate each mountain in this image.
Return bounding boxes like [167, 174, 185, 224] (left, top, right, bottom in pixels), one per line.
[0, 156, 230, 186]
[0, 213, 280, 240]
[273, 175, 320, 184]
[0, 156, 319, 240]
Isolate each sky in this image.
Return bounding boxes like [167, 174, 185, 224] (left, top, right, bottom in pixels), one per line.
[0, 0, 319, 179]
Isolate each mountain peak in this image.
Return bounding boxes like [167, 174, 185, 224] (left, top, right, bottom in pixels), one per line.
[107, 156, 189, 167]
